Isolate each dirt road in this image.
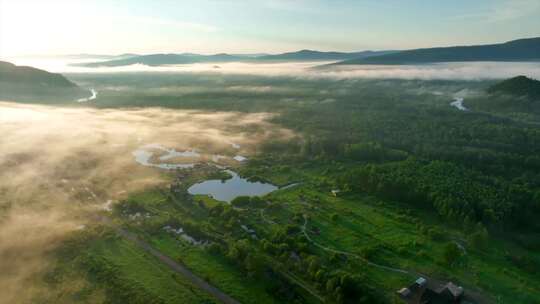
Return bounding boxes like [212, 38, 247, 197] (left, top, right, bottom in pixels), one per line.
[116, 228, 241, 304]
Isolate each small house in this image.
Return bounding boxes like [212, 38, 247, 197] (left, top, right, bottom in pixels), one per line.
[396, 277, 427, 302]
[421, 282, 463, 304]
[397, 278, 464, 304]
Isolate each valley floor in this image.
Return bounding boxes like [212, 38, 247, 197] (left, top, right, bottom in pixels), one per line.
[46, 159, 539, 303]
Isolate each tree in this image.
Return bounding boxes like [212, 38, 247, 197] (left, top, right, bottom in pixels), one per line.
[469, 226, 489, 250]
[443, 242, 461, 266]
[207, 243, 222, 255]
[231, 196, 251, 208]
[326, 277, 338, 293]
[244, 253, 265, 277]
[227, 246, 240, 260]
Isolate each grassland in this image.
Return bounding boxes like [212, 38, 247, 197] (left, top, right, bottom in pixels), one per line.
[251, 161, 540, 303]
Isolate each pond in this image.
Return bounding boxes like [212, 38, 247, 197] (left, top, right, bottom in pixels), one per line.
[132, 144, 197, 170]
[132, 143, 247, 170]
[188, 170, 278, 203]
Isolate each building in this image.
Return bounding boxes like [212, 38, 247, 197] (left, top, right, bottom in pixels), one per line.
[396, 277, 428, 303]
[397, 278, 465, 304]
[421, 282, 464, 304]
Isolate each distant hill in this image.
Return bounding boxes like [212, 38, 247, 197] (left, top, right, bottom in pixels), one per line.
[59, 53, 140, 60]
[14, 53, 140, 60]
[79, 50, 397, 67]
[488, 76, 540, 99]
[335, 37, 540, 65]
[0, 61, 86, 102]
[256, 50, 396, 61]
[466, 76, 540, 114]
[0, 61, 77, 87]
[79, 53, 247, 67]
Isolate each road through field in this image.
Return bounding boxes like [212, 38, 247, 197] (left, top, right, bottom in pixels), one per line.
[115, 226, 241, 304]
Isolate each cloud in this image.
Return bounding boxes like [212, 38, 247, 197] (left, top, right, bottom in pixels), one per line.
[62, 61, 540, 81]
[316, 62, 540, 80]
[0, 102, 292, 303]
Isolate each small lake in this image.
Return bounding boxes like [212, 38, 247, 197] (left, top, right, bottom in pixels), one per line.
[187, 170, 278, 202]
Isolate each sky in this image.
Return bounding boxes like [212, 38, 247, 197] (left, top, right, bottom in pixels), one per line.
[1, 0, 540, 56]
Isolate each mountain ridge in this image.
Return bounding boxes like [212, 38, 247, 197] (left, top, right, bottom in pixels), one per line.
[78, 50, 397, 67]
[255, 50, 397, 61]
[0, 61, 78, 87]
[334, 37, 540, 65]
[0, 61, 86, 102]
[78, 53, 250, 67]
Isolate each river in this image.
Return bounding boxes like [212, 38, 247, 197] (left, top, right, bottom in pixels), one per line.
[450, 97, 467, 111]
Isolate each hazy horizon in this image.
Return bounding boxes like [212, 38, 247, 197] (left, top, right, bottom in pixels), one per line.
[2, 2, 540, 304]
[2, 0, 540, 57]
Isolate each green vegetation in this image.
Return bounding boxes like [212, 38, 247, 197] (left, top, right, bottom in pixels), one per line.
[467, 76, 540, 121]
[41, 72, 540, 303]
[40, 227, 216, 304]
[488, 75, 540, 99]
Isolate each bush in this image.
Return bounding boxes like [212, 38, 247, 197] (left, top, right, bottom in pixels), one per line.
[231, 196, 251, 208]
[469, 227, 489, 250]
[442, 242, 461, 266]
[231, 196, 267, 208]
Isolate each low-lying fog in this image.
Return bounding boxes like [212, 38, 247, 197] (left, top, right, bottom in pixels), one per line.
[0, 101, 292, 303]
[1, 55, 538, 303]
[5, 57, 540, 80]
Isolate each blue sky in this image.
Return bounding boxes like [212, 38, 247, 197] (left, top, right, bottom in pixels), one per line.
[1, 0, 539, 55]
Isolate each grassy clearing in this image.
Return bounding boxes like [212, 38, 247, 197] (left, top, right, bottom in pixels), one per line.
[114, 187, 283, 304]
[86, 235, 217, 304]
[149, 233, 281, 304]
[41, 225, 218, 304]
[255, 163, 540, 303]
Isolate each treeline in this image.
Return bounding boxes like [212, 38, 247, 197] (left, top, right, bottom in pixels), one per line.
[205, 208, 384, 304]
[259, 84, 540, 233]
[337, 159, 539, 230]
[271, 103, 540, 172]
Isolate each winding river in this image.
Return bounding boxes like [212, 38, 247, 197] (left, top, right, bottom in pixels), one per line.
[450, 97, 467, 111]
[77, 89, 98, 103]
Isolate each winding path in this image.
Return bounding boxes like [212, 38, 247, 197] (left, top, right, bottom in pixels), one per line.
[300, 216, 409, 274]
[116, 227, 241, 304]
[94, 213, 241, 304]
[258, 199, 494, 302]
[299, 217, 492, 303]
